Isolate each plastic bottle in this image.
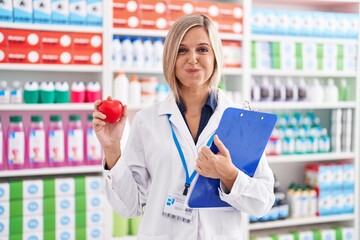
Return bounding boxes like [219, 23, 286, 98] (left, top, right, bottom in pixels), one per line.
[318, 128, 331, 153]
[112, 35, 122, 67]
[153, 37, 164, 68]
[297, 78, 307, 101]
[339, 78, 349, 101]
[251, 78, 261, 102]
[129, 75, 141, 105]
[273, 77, 286, 101]
[67, 115, 84, 165]
[28, 115, 46, 168]
[7, 116, 25, 169]
[285, 77, 298, 101]
[39, 81, 55, 104]
[48, 115, 66, 167]
[113, 72, 129, 104]
[23, 81, 39, 104]
[86, 115, 102, 165]
[308, 78, 324, 102]
[0, 80, 10, 104]
[86, 81, 102, 102]
[260, 76, 273, 101]
[132, 37, 144, 68]
[324, 78, 339, 102]
[71, 81, 86, 103]
[143, 37, 154, 68]
[121, 36, 133, 67]
[10, 80, 23, 103]
[55, 81, 70, 103]
[0, 117, 3, 170]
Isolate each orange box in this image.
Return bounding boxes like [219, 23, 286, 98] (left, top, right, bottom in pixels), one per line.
[218, 3, 243, 20]
[218, 18, 243, 34]
[7, 29, 41, 49]
[8, 48, 40, 64]
[0, 29, 7, 47]
[0, 48, 7, 63]
[167, 0, 194, 27]
[194, 2, 221, 21]
[73, 50, 102, 65]
[40, 31, 72, 50]
[222, 40, 242, 68]
[72, 33, 102, 50]
[41, 49, 72, 64]
[113, 0, 141, 29]
[140, 0, 168, 30]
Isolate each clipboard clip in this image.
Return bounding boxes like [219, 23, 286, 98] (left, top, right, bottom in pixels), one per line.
[243, 100, 257, 112]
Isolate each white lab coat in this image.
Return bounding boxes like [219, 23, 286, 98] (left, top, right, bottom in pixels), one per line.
[104, 90, 275, 240]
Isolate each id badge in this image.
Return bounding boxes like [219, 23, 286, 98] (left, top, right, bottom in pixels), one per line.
[162, 192, 194, 223]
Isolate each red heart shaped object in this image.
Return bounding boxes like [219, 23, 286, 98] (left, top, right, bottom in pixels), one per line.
[98, 99, 124, 123]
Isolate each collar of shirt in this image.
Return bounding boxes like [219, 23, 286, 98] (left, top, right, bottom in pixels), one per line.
[177, 90, 218, 144]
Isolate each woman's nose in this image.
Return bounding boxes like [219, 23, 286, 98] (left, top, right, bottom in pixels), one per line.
[187, 51, 198, 65]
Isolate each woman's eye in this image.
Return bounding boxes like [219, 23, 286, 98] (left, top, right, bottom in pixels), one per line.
[198, 47, 209, 53]
[178, 48, 187, 54]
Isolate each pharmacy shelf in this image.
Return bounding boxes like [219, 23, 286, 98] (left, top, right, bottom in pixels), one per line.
[250, 69, 357, 78]
[0, 103, 93, 111]
[249, 214, 355, 231]
[253, 0, 359, 7]
[251, 34, 358, 45]
[0, 165, 103, 178]
[1, 22, 103, 33]
[111, 67, 243, 75]
[112, 28, 243, 41]
[0, 64, 103, 72]
[267, 152, 355, 164]
[113, 237, 137, 240]
[253, 101, 356, 110]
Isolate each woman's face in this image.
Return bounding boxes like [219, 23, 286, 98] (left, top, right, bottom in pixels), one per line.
[175, 26, 215, 92]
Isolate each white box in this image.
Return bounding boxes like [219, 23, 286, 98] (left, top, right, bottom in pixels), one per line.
[55, 178, 75, 196]
[87, 210, 104, 226]
[87, 226, 104, 240]
[56, 196, 75, 213]
[85, 176, 103, 194]
[0, 183, 9, 202]
[0, 218, 9, 237]
[23, 232, 43, 240]
[0, 202, 9, 219]
[87, 194, 104, 210]
[56, 228, 75, 240]
[23, 215, 43, 233]
[23, 198, 43, 216]
[56, 212, 75, 229]
[23, 180, 43, 199]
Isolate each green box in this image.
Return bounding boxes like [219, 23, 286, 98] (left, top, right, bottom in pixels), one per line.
[9, 180, 22, 200]
[10, 199, 22, 217]
[296, 56, 303, 70]
[272, 57, 281, 69]
[337, 57, 344, 71]
[337, 45, 344, 58]
[75, 194, 86, 212]
[251, 54, 256, 69]
[295, 43, 302, 57]
[271, 42, 280, 56]
[9, 216, 22, 235]
[43, 178, 55, 197]
[317, 44, 323, 58]
[43, 214, 56, 232]
[75, 176, 85, 195]
[43, 197, 56, 215]
[317, 57, 323, 70]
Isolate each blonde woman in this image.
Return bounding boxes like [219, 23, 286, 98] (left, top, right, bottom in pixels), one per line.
[92, 14, 274, 240]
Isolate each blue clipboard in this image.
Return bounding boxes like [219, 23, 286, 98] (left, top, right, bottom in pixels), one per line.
[187, 107, 277, 208]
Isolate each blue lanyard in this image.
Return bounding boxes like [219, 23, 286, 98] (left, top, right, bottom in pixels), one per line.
[167, 115, 215, 196]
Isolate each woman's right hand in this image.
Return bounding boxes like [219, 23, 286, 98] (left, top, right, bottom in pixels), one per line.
[92, 96, 127, 168]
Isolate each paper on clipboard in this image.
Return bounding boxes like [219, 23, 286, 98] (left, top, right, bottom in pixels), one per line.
[186, 107, 277, 209]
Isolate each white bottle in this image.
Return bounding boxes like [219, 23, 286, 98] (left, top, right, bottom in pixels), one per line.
[0, 81, 10, 104]
[143, 37, 154, 68]
[251, 78, 261, 102]
[129, 75, 142, 105]
[10, 81, 23, 104]
[285, 77, 298, 101]
[113, 72, 129, 104]
[308, 78, 324, 103]
[324, 78, 339, 102]
[273, 77, 286, 101]
[153, 37, 164, 68]
[297, 78, 307, 101]
[132, 37, 144, 68]
[121, 36, 133, 67]
[112, 35, 122, 67]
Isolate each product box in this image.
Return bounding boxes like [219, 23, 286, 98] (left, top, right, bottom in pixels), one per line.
[347, 14, 358, 39]
[23, 198, 43, 216]
[23, 179, 43, 199]
[41, 31, 72, 49]
[73, 50, 102, 65]
[113, 0, 140, 29]
[167, 0, 194, 27]
[251, 9, 266, 34]
[0, 182, 10, 202]
[23, 215, 43, 233]
[85, 176, 103, 195]
[56, 212, 75, 229]
[13, 0, 33, 22]
[23, 232, 43, 240]
[343, 188, 354, 213]
[332, 189, 344, 214]
[56, 228, 75, 240]
[55, 178, 75, 196]
[302, 11, 315, 37]
[305, 164, 333, 190]
[312, 12, 326, 37]
[87, 226, 104, 240]
[314, 229, 336, 240]
[0, 29, 7, 47]
[52, 0, 70, 24]
[43, 178, 55, 198]
[87, 210, 104, 226]
[275, 10, 290, 35]
[291, 231, 314, 240]
[87, 0, 102, 26]
[7, 29, 41, 49]
[217, 16, 242, 34]
[33, 0, 52, 23]
[0, 218, 8, 237]
[280, 55, 296, 70]
[0, 201, 9, 219]
[323, 12, 337, 38]
[0, 0, 13, 22]
[56, 195, 75, 213]
[331, 164, 343, 189]
[270, 233, 294, 240]
[194, 2, 220, 21]
[343, 164, 355, 189]
[41, 49, 72, 64]
[87, 194, 104, 211]
[316, 188, 332, 216]
[263, 9, 277, 35]
[139, 0, 168, 30]
[72, 33, 102, 50]
[9, 180, 22, 200]
[76, 194, 86, 212]
[70, 0, 86, 25]
[222, 40, 242, 68]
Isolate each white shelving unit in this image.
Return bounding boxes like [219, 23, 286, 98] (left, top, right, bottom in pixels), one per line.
[1, 0, 359, 239]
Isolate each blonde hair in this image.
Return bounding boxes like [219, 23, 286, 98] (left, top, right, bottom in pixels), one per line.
[163, 14, 223, 101]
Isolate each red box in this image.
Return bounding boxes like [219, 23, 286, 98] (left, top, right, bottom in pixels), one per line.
[113, 0, 141, 29]
[140, 0, 168, 30]
[194, 2, 220, 20]
[168, 0, 194, 27]
[73, 50, 102, 65]
[219, 3, 243, 20]
[72, 33, 102, 50]
[7, 29, 41, 49]
[41, 49, 72, 64]
[0, 29, 7, 47]
[8, 48, 40, 64]
[40, 31, 72, 50]
[0, 48, 7, 63]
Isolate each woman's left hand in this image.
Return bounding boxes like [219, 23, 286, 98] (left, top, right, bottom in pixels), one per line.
[196, 135, 238, 191]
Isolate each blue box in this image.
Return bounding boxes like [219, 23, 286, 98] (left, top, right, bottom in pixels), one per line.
[51, 0, 69, 24]
[70, 0, 86, 25]
[33, 0, 52, 23]
[13, 0, 33, 22]
[86, 0, 102, 26]
[0, 0, 13, 22]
